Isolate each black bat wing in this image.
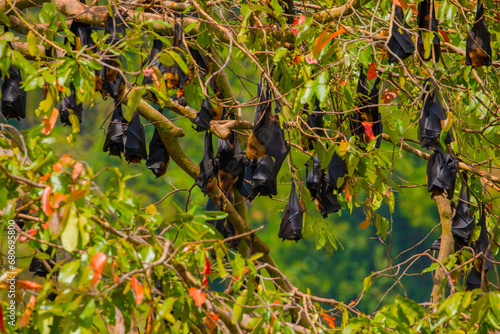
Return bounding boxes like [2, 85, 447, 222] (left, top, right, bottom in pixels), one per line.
[465, 265, 481, 291]
[278, 181, 303, 241]
[195, 131, 219, 195]
[419, 84, 451, 149]
[124, 111, 148, 163]
[59, 83, 83, 126]
[189, 47, 209, 78]
[451, 174, 475, 247]
[146, 128, 170, 178]
[103, 101, 127, 158]
[143, 38, 164, 86]
[239, 162, 255, 200]
[105, 7, 126, 45]
[316, 182, 341, 218]
[417, 0, 440, 61]
[369, 77, 383, 148]
[206, 197, 227, 237]
[467, 3, 492, 67]
[1, 66, 26, 120]
[305, 156, 322, 199]
[29, 247, 56, 277]
[327, 151, 347, 191]
[252, 156, 278, 198]
[388, 5, 415, 63]
[426, 148, 458, 199]
[475, 204, 493, 271]
[192, 98, 214, 132]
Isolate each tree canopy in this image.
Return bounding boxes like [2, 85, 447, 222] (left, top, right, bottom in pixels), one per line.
[0, 0, 500, 333]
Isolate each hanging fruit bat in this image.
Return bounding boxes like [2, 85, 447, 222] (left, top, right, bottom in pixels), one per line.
[450, 174, 475, 249]
[67, 15, 95, 52]
[103, 100, 128, 158]
[350, 65, 382, 148]
[195, 131, 219, 195]
[430, 173, 475, 251]
[278, 181, 304, 241]
[1, 65, 26, 120]
[327, 151, 347, 191]
[162, 19, 190, 106]
[59, 83, 83, 126]
[316, 179, 341, 218]
[419, 82, 453, 149]
[124, 110, 148, 164]
[252, 156, 278, 198]
[466, 2, 492, 67]
[466, 204, 494, 290]
[426, 147, 458, 199]
[100, 7, 126, 99]
[206, 197, 229, 238]
[302, 99, 325, 150]
[305, 156, 322, 199]
[217, 132, 246, 192]
[146, 122, 170, 178]
[417, 0, 440, 62]
[247, 81, 290, 178]
[193, 98, 216, 132]
[142, 38, 164, 87]
[387, 5, 415, 63]
[29, 247, 56, 277]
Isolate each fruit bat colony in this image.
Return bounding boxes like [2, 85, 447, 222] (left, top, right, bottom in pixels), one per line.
[2, 2, 496, 287]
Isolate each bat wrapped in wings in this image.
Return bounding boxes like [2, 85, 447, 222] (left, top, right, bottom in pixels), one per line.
[59, 83, 83, 126]
[103, 100, 128, 158]
[387, 5, 415, 63]
[192, 85, 225, 132]
[417, 0, 440, 62]
[124, 111, 148, 164]
[100, 7, 126, 99]
[239, 161, 255, 200]
[350, 65, 382, 148]
[426, 147, 458, 199]
[146, 110, 170, 178]
[195, 131, 219, 195]
[466, 204, 494, 290]
[217, 131, 246, 193]
[466, 2, 492, 67]
[252, 156, 278, 198]
[278, 181, 304, 241]
[142, 38, 164, 88]
[302, 99, 325, 150]
[419, 82, 453, 149]
[246, 79, 290, 179]
[1, 65, 26, 120]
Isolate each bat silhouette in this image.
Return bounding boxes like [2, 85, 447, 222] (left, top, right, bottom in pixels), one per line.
[430, 173, 475, 251]
[124, 111, 148, 164]
[419, 82, 453, 149]
[59, 83, 83, 126]
[67, 13, 95, 52]
[29, 247, 57, 301]
[146, 111, 170, 178]
[327, 151, 348, 190]
[278, 181, 304, 241]
[350, 65, 382, 148]
[192, 97, 224, 132]
[247, 80, 290, 178]
[466, 204, 494, 290]
[1, 65, 26, 120]
[426, 147, 458, 199]
[217, 131, 246, 192]
[163, 19, 190, 106]
[303, 99, 325, 150]
[100, 7, 126, 99]
[387, 5, 415, 63]
[103, 100, 128, 158]
[305, 156, 322, 199]
[466, 2, 492, 67]
[239, 162, 255, 200]
[417, 0, 440, 62]
[195, 131, 219, 195]
[252, 156, 278, 198]
[315, 178, 341, 218]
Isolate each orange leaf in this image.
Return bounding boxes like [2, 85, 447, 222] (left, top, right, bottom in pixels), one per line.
[320, 27, 346, 51]
[321, 312, 336, 328]
[344, 182, 352, 202]
[17, 280, 42, 291]
[293, 55, 301, 64]
[91, 252, 107, 286]
[438, 29, 450, 43]
[51, 193, 66, 209]
[313, 25, 331, 58]
[18, 295, 35, 328]
[204, 312, 219, 334]
[52, 162, 63, 173]
[41, 186, 54, 216]
[130, 277, 144, 305]
[367, 63, 377, 80]
[349, 300, 356, 306]
[41, 108, 59, 135]
[392, 0, 408, 10]
[361, 122, 376, 140]
[359, 220, 370, 230]
[381, 88, 398, 104]
[59, 154, 75, 166]
[39, 173, 52, 183]
[72, 162, 84, 180]
[65, 189, 88, 203]
[189, 287, 206, 307]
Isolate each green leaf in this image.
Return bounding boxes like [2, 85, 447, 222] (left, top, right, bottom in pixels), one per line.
[316, 229, 326, 250]
[27, 31, 38, 56]
[0, 9, 11, 27]
[233, 289, 248, 323]
[168, 50, 188, 74]
[58, 260, 81, 284]
[61, 207, 79, 252]
[363, 274, 373, 292]
[127, 87, 146, 115]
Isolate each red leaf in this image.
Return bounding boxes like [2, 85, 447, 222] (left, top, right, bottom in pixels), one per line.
[381, 88, 398, 104]
[17, 280, 42, 290]
[292, 16, 306, 37]
[0, 306, 6, 333]
[392, 0, 408, 10]
[293, 55, 301, 64]
[362, 121, 376, 140]
[313, 27, 346, 58]
[189, 287, 206, 307]
[439, 29, 450, 43]
[204, 312, 219, 334]
[321, 312, 336, 328]
[90, 252, 107, 286]
[130, 277, 144, 305]
[367, 63, 377, 80]
[41, 186, 54, 216]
